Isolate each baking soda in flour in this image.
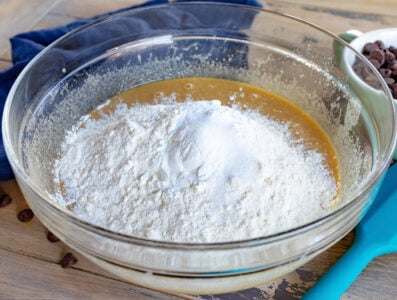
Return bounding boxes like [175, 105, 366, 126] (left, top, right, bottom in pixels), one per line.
[54, 98, 337, 243]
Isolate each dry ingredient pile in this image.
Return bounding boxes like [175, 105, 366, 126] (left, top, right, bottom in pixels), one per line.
[54, 98, 337, 243]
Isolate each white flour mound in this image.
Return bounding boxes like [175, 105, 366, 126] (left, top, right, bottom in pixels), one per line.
[54, 100, 337, 242]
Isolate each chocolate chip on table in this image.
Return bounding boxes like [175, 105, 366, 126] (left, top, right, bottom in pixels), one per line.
[59, 253, 78, 269]
[47, 231, 60, 243]
[17, 208, 34, 222]
[0, 194, 12, 208]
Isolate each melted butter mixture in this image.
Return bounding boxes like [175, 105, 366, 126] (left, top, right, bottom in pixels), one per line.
[88, 77, 339, 189]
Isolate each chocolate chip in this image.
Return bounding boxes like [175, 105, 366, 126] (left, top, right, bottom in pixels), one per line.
[389, 61, 397, 71]
[47, 231, 60, 243]
[385, 77, 395, 85]
[380, 68, 392, 78]
[369, 58, 381, 69]
[375, 40, 386, 50]
[59, 253, 78, 269]
[0, 194, 12, 208]
[390, 46, 397, 56]
[356, 40, 397, 98]
[363, 42, 379, 55]
[17, 208, 34, 222]
[370, 49, 385, 65]
[384, 49, 396, 63]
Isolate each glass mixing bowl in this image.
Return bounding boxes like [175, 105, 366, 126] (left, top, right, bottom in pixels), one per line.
[2, 2, 396, 295]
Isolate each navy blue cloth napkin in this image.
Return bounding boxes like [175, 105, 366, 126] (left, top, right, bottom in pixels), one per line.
[0, 0, 261, 180]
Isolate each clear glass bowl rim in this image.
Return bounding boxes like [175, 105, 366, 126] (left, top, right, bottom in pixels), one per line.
[2, 1, 396, 249]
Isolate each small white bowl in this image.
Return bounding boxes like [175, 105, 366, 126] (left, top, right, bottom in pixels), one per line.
[340, 28, 397, 160]
[345, 28, 397, 58]
[342, 28, 397, 98]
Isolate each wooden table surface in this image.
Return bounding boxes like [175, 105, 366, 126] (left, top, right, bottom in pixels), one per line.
[1, 0, 396, 299]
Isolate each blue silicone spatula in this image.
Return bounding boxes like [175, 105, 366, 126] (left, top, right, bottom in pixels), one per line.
[303, 163, 397, 300]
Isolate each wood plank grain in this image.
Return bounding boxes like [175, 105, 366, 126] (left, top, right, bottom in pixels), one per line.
[0, 247, 183, 299]
[0, 0, 62, 60]
[199, 238, 397, 300]
[4, 13, 81, 66]
[3, 174, 394, 299]
[50, 0, 397, 31]
[31, 13, 78, 31]
[344, 254, 397, 299]
[0, 59, 11, 70]
[278, 0, 397, 17]
[1, 0, 397, 298]
[0, 0, 142, 62]
[265, 1, 397, 34]
[0, 181, 184, 300]
[0, 180, 113, 278]
[50, 0, 144, 19]
[198, 233, 354, 299]
[0, 180, 192, 299]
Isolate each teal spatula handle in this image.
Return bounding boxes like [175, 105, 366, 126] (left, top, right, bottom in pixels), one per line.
[303, 239, 375, 300]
